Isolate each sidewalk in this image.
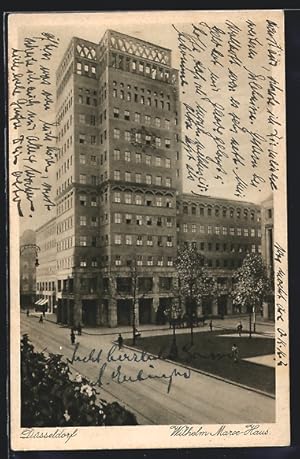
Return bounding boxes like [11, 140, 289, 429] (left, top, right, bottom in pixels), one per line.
[24, 310, 274, 338]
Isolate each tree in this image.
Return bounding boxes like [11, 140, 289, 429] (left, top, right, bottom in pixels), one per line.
[105, 255, 147, 345]
[176, 245, 216, 345]
[232, 253, 273, 337]
[21, 334, 138, 426]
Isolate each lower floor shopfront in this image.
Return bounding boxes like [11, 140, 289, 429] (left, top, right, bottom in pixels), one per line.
[55, 293, 237, 328]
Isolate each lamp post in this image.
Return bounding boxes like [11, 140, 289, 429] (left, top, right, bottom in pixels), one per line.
[20, 244, 40, 309]
[169, 302, 181, 359]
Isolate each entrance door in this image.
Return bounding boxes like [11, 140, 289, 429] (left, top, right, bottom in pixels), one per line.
[117, 299, 132, 326]
[218, 295, 228, 316]
[139, 299, 152, 324]
[202, 298, 212, 315]
[82, 300, 97, 326]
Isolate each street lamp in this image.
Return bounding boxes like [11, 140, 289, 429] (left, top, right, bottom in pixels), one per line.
[20, 244, 41, 309]
[168, 302, 182, 359]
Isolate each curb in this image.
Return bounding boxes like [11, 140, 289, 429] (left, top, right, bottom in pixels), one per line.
[122, 342, 276, 401]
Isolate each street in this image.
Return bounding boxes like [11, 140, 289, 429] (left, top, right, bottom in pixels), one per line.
[21, 315, 275, 425]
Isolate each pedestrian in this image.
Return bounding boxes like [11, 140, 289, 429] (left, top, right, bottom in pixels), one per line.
[39, 314, 43, 323]
[231, 343, 239, 363]
[117, 333, 123, 350]
[209, 319, 213, 332]
[134, 327, 141, 338]
[77, 322, 82, 336]
[237, 321, 243, 337]
[43, 310, 46, 318]
[26, 309, 29, 317]
[70, 328, 75, 345]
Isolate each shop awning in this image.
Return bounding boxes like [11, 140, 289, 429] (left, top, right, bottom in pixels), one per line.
[34, 299, 43, 305]
[39, 299, 48, 306]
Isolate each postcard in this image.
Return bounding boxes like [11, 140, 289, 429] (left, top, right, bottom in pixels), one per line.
[8, 10, 289, 449]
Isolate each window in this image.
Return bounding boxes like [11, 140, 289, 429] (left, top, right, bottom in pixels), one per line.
[268, 208, 273, 219]
[155, 157, 161, 167]
[76, 62, 82, 74]
[91, 258, 98, 267]
[165, 158, 171, 169]
[223, 226, 228, 235]
[79, 134, 86, 144]
[165, 139, 171, 148]
[155, 137, 161, 148]
[200, 225, 205, 233]
[208, 225, 212, 234]
[135, 152, 141, 163]
[125, 193, 132, 204]
[114, 192, 121, 203]
[79, 194, 87, 206]
[157, 256, 163, 267]
[125, 171, 131, 182]
[146, 216, 152, 226]
[145, 135, 152, 145]
[165, 178, 171, 188]
[183, 224, 188, 233]
[136, 215, 142, 225]
[124, 110, 130, 121]
[147, 256, 153, 266]
[236, 209, 241, 219]
[215, 207, 220, 217]
[167, 236, 173, 247]
[250, 211, 255, 221]
[137, 255, 143, 266]
[91, 175, 97, 185]
[80, 236, 87, 247]
[113, 107, 119, 118]
[208, 243, 212, 251]
[251, 244, 256, 253]
[167, 217, 173, 228]
[155, 117, 161, 128]
[165, 119, 170, 129]
[192, 224, 196, 233]
[156, 196, 162, 207]
[79, 174, 86, 184]
[135, 132, 142, 143]
[91, 155, 96, 164]
[216, 243, 220, 251]
[135, 194, 142, 205]
[91, 216, 98, 227]
[145, 115, 151, 125]
[115, 213, 121, 224]
[114, 170, 121, 180]
[258, 229, 262, 237]
[80, 215, 86, 226]
[207, 207, 212, 216]
[115, 255, 121, 266]
[157, 217, 162, 227]
[113, 128, 120, 139]
[215, 226, 220, 235]
[237, 228, 242, 236]
[200, 207, 204, 216]
[146, 174, 152, 185]
[258, 245, 262, 253]
[251, 228, 255, 237]
[91, 196, 97, 207]
[156, 176, 162, 186]
[192, 206, 197, 215]
[125, 213, 132, 224]
[136, 235, 143, 246]
[157, 236, 163, 247]
[147, 236, 153, 246]
[244, 209, 248, 220]
[135, 173, 141, 183]
[230, 227, 235, 235]
[166, 199, 172, 208]
[115, 234, 121, 245]
[80, 260, 87, 267]
[200, 242, 205, 251]
[113, 149, 120, 160]
[120, 90, 124, 100]
[167, 257, 173, 267]
[125, 131, 131, 142]
[146, 155, 151, 166]
[79, 114, 85, 124]
[125, 235, 132, 245]
[244, 228, 249, 237]
[135, 112, 141, 123]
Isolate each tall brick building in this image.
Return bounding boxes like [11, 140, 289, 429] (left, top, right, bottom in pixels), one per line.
[35, 30, 262, 327]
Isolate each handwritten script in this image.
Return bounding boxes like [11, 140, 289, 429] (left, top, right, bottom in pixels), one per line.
[67, 343, 191, 394]
[173, 19, 283, 198]
[9, 32, 60, 217]
[274, 241, 288, 367]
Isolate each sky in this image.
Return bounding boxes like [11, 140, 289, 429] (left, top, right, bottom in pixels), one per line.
[9, 12, 277, 233]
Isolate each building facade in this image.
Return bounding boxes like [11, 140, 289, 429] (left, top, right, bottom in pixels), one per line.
[36, 31, 263, 327]
[36, 217, 57, 313]
[261, 194, 274, 320]
[20, 230, 37, 309]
